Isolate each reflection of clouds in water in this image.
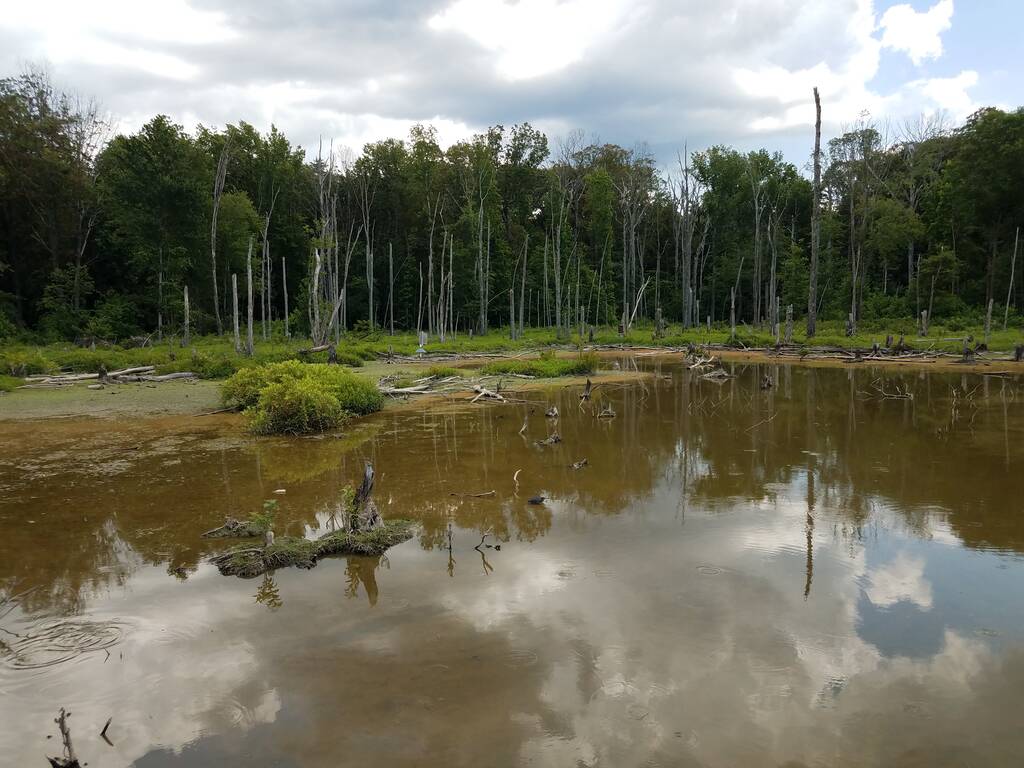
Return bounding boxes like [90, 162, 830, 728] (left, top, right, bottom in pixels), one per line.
[428, 479, 1006, 766]
[865, 552, 933, 610]
[1, 566, 279, 768]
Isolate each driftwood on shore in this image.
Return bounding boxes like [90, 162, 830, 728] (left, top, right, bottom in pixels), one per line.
[20, 366, 196, 388]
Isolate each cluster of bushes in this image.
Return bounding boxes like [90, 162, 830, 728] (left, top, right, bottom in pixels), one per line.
[222, 361, 383, 435]
[481, 350, 599, 377]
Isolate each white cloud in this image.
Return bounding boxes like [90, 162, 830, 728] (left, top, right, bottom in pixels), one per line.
[910, 69, 978, 120]
[0, 0, 985, 162]
[879, 0, 954, 65]
[2, 0, 235, 80]
[865, 552, 933, 610]
[429, 0, 631, 80]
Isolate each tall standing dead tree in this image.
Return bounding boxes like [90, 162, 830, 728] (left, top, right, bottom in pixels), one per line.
[807, 87, 822, 337]
[210, 139, 230, 335]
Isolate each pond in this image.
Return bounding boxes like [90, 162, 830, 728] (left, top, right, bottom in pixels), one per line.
[2, 358, 1024, 767]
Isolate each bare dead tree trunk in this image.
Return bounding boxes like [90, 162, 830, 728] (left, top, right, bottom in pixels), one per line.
[542, 235, 550, 328]
[388, 242, 394, 336]
[232, 273, 240, 353]
[183, 285, 190, 347]
[246, 238, 254, 356]
[417, 260, 424, 334]
[1006, 227, 1019, 331]
[282, 256, 289, 338]
[519, 234, 528, 336]
[509, 285, 515, 340]
[730, 286, 736, 340]
[985, 298, 994, 345]
[785, 304, 793, 344]
[210, 140, 230, 335]
[157, 247, 164, 342]
[807, 87, 822, 337]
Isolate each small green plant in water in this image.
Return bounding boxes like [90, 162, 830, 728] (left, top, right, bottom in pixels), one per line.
[250, 499, 278, 533]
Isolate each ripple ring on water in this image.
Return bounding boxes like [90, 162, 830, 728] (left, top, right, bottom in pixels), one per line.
[1, 619, 130, 670]
[695, 564, 723, 576]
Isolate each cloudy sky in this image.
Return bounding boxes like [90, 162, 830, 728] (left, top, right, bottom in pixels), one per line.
[1, 0, 1017, 166]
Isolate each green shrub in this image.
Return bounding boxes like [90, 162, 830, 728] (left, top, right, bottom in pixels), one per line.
[0, 374, 21, 392]
[249, 377, 348, 435]
[222, 359, 309, 409]
[0, 348, 55, 376]
[320, 368, 384, 414]
[224, 360, 384, 433]
[334, 352, 364, 367]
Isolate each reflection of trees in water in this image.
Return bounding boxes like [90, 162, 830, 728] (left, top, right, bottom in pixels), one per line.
[1, 517, 141, 616]
[254, 573, 282, 610]
[345, 555, 384, 606]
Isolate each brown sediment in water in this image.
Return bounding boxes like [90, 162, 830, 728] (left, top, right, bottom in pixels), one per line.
[210, 520, 415, 578]
[2, 360, 1024, 767]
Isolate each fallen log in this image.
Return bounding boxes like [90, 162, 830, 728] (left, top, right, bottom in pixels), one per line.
[471, 384, 505, 403]
[380, 385, 432, 395]
[141, 372, 196, 382]
[107, 366, 155, 377]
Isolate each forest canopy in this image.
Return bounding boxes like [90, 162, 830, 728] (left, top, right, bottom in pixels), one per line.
[1, 67, 1022, 344]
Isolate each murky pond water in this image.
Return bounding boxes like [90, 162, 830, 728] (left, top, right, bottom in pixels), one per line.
[3, 358, 1024, 767]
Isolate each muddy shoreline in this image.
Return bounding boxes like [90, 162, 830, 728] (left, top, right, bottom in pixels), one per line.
[1, 345, 1020, 423]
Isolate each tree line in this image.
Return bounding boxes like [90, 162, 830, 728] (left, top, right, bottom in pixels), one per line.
[1, 67, 1022, 344]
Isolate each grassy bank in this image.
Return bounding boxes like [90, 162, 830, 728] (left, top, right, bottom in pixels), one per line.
[2, 319, 1021, 381]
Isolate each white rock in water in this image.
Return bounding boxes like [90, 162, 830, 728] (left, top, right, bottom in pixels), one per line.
[274, 488, 286, 494]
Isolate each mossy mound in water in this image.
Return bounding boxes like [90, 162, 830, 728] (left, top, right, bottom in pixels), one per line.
[201, 517, 267, 538]
[211, 519, 415, 578]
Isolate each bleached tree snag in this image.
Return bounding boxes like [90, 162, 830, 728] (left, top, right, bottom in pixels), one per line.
[388, 242, 395, 336]
[246, 238, 254, 356]
[579, 378, 593, 401]
[183, 286, 190, 347]
[985, 298, 994, 345]
[919, 309, 929, 337]
[210, 139, 230, 335]
[471, 384, 505, 403]
[282, 256, 289, 338]
[417, 261, 424, 334]
[232, 273, 241, 353]
[352, 462, 381, 532]
[807, 87, 822, 337]
[1005, 226, 1019, 330]
[519, 234, 528, 337]
[730, 287, 736, 340]
[785, 304, 794, 344]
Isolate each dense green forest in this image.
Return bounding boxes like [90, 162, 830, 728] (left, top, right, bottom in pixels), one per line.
[1, 68, 1022, 345]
